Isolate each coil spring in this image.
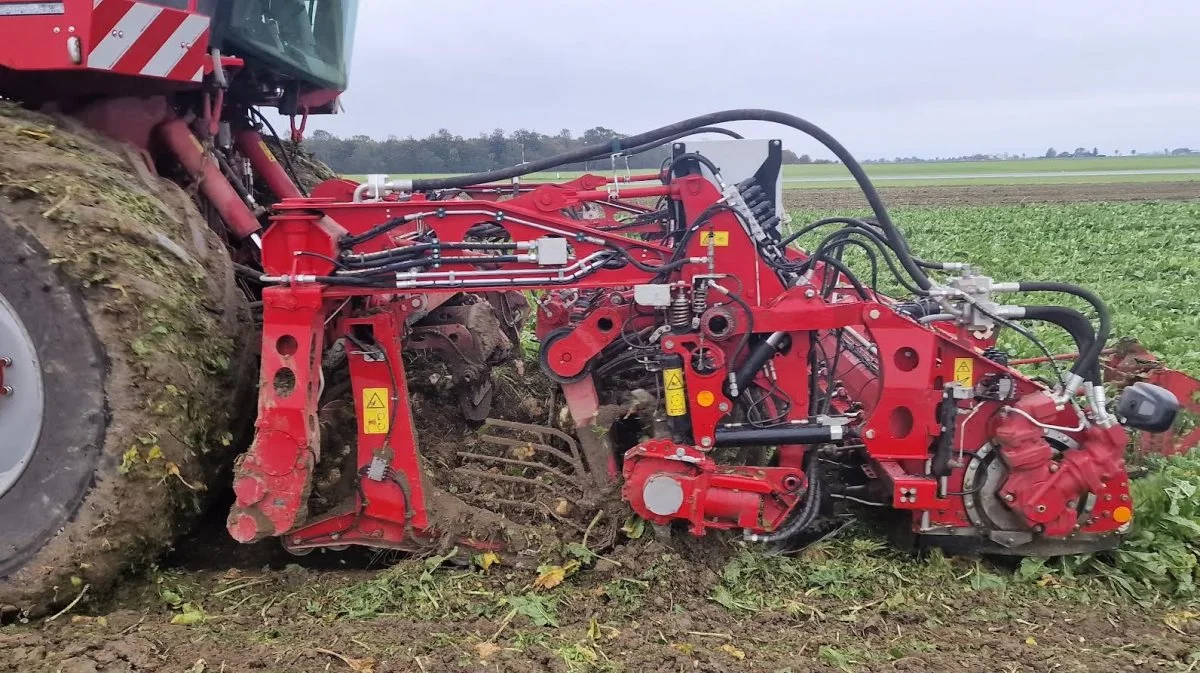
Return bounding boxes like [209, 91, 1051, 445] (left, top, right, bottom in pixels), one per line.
[669, 292, 691, 329]
[691, 282, 709, 315]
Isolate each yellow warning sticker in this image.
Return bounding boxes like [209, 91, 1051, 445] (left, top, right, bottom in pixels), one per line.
[258, 139, 279, 163]
[362, 387, 390, 435]
[953, 358, 974, 388]
[663, 368, 688, 417]
[699, 231, 730, 247]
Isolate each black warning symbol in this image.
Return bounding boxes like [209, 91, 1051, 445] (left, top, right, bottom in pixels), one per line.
[664, 371, 685, 391]
[362, 388, 390, 435]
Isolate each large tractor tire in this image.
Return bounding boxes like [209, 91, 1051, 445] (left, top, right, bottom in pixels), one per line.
[0, 103, 252, 616]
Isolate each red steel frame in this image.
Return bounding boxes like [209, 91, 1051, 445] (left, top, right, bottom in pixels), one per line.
[0, 0, 1183, 560]
[225, 172, 1137, 552]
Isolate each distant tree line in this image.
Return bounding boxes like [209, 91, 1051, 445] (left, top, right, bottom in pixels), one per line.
[304, 127, 1199, 174]
[863, 146, 1198, 163]
[864, 153, 1018, 163]
[1043, 147, 1102, 158]
[304, 127, 816, 174]
[1041, 146, 1196, 158]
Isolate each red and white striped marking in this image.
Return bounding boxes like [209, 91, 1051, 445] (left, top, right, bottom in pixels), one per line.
[88, 0, 210, 82]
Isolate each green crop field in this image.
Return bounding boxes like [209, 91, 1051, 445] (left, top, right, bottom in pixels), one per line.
[343, 155, 1200, 190]
[781, 154, 1200, 177]
[790, 201, 1200, 374]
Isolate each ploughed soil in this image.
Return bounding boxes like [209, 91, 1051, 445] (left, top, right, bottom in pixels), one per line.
[2, 535, 1198, 673]
[783, 180, 1199, 210]
[3, 183, 1200, 672]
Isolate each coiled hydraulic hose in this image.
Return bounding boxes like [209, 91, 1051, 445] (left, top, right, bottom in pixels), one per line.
[1016, 281, 1110, 381]
[409, 109, 931, 292]
[781, 216, 951, 272]
[1020, 305, 1100, 384]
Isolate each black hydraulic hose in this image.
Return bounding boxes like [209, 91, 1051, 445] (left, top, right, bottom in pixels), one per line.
[232, 262, 263, 279]
[809, 235, 883, 293]
[338, 258, 436, 277]
[410, 109, 930, 290]
[609, 245, 690, 274]
[817, 257, 870, 299]
[721, 289, 756, 375]
[342, 240, 521, 267]
[664, 152, 722, 179]
[580, 126, 745, 162]
[782, 216, 863, 246]
[748, 451, 823, 543]
[215, 150, 259, 211]
[783, 216, 947, 273]
[342, 240, 435, 263]
[1020, 305, 1100, 383]
[1016, 281, 1110, 378]
[341, 254, 526, 278]
[249, 107, 308, 197]
[340, 216, 409, 248]
[820, 230, 915, 293]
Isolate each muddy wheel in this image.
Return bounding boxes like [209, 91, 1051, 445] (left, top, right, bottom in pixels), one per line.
[0, 224, 106, 588]
[0, 104, 252, 616]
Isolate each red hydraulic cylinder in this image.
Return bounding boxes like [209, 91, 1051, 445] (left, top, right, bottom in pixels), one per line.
[157, 119, 261, 239]
[234, 129, 304, 201]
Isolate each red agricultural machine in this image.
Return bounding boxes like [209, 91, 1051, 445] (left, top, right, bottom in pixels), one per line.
[0, 0, 1196, 615]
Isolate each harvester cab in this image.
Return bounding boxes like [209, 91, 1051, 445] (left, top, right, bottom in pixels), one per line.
[0, 0, 356, 111]
[0, 0, 1197, 620]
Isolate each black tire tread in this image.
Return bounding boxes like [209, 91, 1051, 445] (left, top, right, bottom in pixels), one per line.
[0, 102, 252, 616]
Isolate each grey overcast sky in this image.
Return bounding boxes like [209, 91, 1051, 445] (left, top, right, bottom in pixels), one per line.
[307, 0, 1199, 159]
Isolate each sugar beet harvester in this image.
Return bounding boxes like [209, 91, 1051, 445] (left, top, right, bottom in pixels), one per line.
[0, 0, 1193, 615]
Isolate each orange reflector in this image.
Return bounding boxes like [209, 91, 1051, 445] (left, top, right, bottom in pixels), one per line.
[1112, 506, 1132, 523]
[696, 390, 715, 408]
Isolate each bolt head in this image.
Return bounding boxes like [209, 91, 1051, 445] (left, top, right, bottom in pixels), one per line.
[717, 402, 730, 412]
[663, 339, 674, 349]
[1048, 463, 1059, 473]
[804, 288, 816, 298]
[1004, 493, 1015, 502]
[1036, 504, 1047, 513]
[1, 385, 12, 396]
[868, 309, 881, 320]
[864, 429, 877, 440]
[700, 436, 713, 448]
[0, 357, 10, 367]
